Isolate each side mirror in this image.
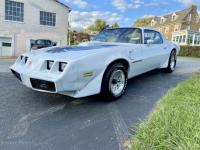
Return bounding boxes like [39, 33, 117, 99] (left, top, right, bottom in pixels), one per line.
[147, 39, 154, 45]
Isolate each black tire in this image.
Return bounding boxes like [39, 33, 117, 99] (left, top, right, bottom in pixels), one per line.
[164, 50, 177, 73]
[101, 63, 128, 101]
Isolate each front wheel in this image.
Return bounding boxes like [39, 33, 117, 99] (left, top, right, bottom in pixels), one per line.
[101, 63, 128, 101]
[164, 50, 177, 73]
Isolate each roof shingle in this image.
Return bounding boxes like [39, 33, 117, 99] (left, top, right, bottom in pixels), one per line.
[151, 5, 197, 26]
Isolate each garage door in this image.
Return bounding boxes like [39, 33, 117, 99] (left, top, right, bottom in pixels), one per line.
[0, 37, 12, 57]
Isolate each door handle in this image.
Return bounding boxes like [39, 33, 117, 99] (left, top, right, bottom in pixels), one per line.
[164, 47, 167, 50]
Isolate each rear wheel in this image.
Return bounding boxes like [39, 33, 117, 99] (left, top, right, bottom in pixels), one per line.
[101, 63, 128, 101]
[164, 50, 177, 73]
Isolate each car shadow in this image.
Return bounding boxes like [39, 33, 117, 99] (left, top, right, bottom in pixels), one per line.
[24, 69, 182, 106]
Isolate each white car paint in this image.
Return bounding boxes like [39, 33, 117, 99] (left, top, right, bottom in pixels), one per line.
[10, 28, 180, 98]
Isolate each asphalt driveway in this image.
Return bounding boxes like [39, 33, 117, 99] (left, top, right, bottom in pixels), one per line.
[0, 57, 200, 150]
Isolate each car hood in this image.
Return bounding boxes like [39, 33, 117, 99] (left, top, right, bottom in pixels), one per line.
[25, 41, 135, 62]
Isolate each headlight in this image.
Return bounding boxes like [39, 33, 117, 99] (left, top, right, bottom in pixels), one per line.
[59, 62, 67, 72]
[47, 60, 54, 70]
[20, 55, 24, 60]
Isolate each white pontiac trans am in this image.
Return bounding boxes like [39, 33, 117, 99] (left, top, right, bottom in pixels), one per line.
[10, 28, 180, 101]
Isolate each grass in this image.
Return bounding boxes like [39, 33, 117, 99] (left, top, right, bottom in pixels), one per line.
[132, 74, 200, 150]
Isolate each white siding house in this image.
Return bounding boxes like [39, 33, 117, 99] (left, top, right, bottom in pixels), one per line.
[0, 0, 70, 57]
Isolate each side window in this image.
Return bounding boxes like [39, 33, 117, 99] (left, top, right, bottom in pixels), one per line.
[38, 40, 45, 45]
[129, 28, 142, 44]
[43, 40, 50, 46]
[144, 30, 163, 44]
[44, 40, 48, 45]
[124, 29, 142, 44]
[46, 40, 51, 46]
[118, 28, 142, 44]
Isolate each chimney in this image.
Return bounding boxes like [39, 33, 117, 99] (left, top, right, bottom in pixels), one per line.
[190, 5, 197, 11]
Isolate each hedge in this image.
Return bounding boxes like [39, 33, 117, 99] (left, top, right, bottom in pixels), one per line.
[179, 46, 200, 57]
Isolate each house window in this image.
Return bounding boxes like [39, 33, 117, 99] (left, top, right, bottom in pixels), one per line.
[173, 36, 176, 42]
[194, 36, 198, 45]
[151, 20, 157, 27]
[171, 14, 177, 21]
[188, 14, 192, 22]
[198, 37, 200, 45]
[160, 17, 165, 24]
[182, 35, 186, 43]
[186, 25, 190, 30]
[5, 0, 24, 22]
[172, 16, 175, 21]
[40, 11, 56, 26]
[176, 36, 179, 42]
[188, 35, 193, 44]
[179, 36, 183, 43]
[165, 27, 169, 33]
[158, 28, 162, 32]
[151, 20, 154, 26]
[2, 42, 12, 47]
[174, 25, 179, 32]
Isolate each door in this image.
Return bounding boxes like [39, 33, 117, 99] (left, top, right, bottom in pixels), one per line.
[0, 37, 12, 57]
[129, 29, 167, 77]
[128, 28, 149, 77]
[142, 29, 166, 69]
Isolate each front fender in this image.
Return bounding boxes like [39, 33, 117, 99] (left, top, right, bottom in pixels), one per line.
[64, 50, 131, 98]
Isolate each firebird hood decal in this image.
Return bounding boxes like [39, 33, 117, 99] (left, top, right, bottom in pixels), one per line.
[46, 45, 118, 53]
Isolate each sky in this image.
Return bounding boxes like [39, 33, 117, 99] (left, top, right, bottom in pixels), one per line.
[59, 0, 200, 31]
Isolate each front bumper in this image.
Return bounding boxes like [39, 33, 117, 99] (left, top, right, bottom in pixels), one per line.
[11, 69, 56, 92]
[10, 55, 104, 98]
[10, 67, 64, 94]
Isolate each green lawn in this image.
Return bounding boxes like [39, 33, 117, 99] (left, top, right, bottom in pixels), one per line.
[132, 74, 200, 150]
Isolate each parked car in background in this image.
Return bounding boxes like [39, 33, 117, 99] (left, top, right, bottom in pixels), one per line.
[31, 39, 57, 50]
[10, 27, 180, 101]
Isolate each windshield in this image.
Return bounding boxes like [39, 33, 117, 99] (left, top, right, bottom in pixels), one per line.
[93, 28, 142, 44]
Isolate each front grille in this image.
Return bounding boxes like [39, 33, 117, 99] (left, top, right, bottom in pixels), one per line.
[30, 78, 56, 92]
[11, 69, 22, 81]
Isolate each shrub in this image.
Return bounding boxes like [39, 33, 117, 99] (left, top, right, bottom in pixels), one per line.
[179, 46, 200, 57]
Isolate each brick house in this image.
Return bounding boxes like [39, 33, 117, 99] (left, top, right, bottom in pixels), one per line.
[149, 5, 200, 46]
[0, 0, 70, 57]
